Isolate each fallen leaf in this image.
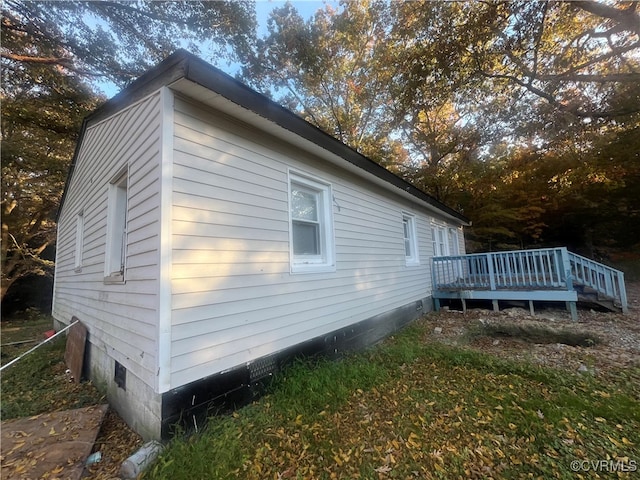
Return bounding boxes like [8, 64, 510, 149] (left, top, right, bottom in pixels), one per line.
[375, 465, 392, 473]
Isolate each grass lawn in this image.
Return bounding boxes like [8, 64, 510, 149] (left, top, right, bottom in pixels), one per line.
[145, 319, 640, 480]
[1, 311, 105, 419]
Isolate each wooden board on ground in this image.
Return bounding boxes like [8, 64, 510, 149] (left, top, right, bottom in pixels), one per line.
[1, 404, 108, 480]
[64, 319, 87, 383]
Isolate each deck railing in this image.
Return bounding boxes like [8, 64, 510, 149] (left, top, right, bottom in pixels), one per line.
[568, 251, 628, 313]
[433, 247, 570, 291]
[433, 247, 628, 313]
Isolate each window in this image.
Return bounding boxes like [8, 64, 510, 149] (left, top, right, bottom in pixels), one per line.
[105, 170, 128, 282]
[402, 213, 419, 266]
[431, 224, 449, 257]
[289, 172, 335, 273]
[449, 228, 460, 256]
[74, 211, 84, 271]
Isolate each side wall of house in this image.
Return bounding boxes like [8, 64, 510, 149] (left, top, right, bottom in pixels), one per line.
[169, 96, 465, 389]
[52, 92, 164, 439]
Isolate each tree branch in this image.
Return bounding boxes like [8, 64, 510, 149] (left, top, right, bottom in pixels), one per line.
[477, 66, 640, 118]
[573, 1, 640, 36]
[0, 52, 105, 77]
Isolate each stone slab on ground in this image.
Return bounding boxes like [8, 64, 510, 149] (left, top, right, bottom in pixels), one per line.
[1, 404, 108, 480]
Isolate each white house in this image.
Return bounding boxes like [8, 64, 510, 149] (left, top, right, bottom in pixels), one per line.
[53, 50, 469, 439]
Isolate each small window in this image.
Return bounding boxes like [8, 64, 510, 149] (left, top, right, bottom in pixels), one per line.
[289, 171, 335, 273]
[403, 213, 419, 266]
[105, 170, 128, 282]
[449, 228, 460, 256]
[431, 224, 449, 257]
[74, 212, 84, 271]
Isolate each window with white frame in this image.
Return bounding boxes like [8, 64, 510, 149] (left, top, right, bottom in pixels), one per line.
[289, 171, 335, 273]
[431, 224, 449, 257]
[74, 211, 84, 271]
[402, 213, 419, 265]
[449, 228, 460, 256]
[105, 170, 128, 282]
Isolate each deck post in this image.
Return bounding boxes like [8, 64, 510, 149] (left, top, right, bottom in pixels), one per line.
[567, 301, 578, 321]
[618, 271, 628, 314]
[487, 253, 496, 291]
[529, 300, 535, 316]
[492, 299, 499, 312]
[434, 297, 441, 312]
[560, 247, 573, 290]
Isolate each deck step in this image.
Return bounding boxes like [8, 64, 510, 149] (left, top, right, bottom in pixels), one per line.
[575, 285, 622, 312]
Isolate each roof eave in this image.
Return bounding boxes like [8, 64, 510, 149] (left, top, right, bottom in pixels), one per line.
[58, 49, 470, 226]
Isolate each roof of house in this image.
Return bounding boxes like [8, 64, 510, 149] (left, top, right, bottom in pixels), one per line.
[60, 49, 469, 225]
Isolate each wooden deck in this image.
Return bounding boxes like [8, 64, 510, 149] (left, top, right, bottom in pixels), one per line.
[432, 247, 628, 320]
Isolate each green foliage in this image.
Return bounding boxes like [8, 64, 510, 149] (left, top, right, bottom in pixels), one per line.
[1, 56, 98, 299]
[243, 0, 403, 167]
[2, 1, 256, 85]
[144, 319, 640, 480]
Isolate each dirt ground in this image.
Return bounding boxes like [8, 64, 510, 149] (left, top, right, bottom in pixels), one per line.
[423, 281, 640, 383]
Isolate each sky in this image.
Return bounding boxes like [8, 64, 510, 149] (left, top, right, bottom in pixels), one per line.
[96, 1, 340, 97]
[255, 0, 335, 32]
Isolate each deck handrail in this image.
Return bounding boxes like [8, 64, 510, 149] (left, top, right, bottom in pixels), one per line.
[567, 251, 628, 313]
[433, 248, 570, 291]
[432, 247, 628, 313]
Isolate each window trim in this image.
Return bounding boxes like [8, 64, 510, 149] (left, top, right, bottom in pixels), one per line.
[74, 211, 84, 272]
[288, 170, 335, 274]
[431, 223, 450, 258]
[104, 168, 128, 284]
[449, 227, 461, 256]
[402, 212, 420, 266]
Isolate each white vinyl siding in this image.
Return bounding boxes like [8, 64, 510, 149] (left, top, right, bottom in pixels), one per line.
[53, 84, 466, 422]
[52, 92, 163, 392]
[168, 97, 461, 389]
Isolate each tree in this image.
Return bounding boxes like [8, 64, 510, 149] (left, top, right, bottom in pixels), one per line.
[388, 0, 639, 252]
[472, 1, 640, 120]
[1, 1, 257, 304]
[1, 61, 99, 300]
[2, 1, 256, 85]
[543, 124, 640, 255]
[243, 0, 405, 169]
[385, 1, 500, 203]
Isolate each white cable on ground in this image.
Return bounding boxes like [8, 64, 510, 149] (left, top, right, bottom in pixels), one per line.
[0, 320, 78, 373]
